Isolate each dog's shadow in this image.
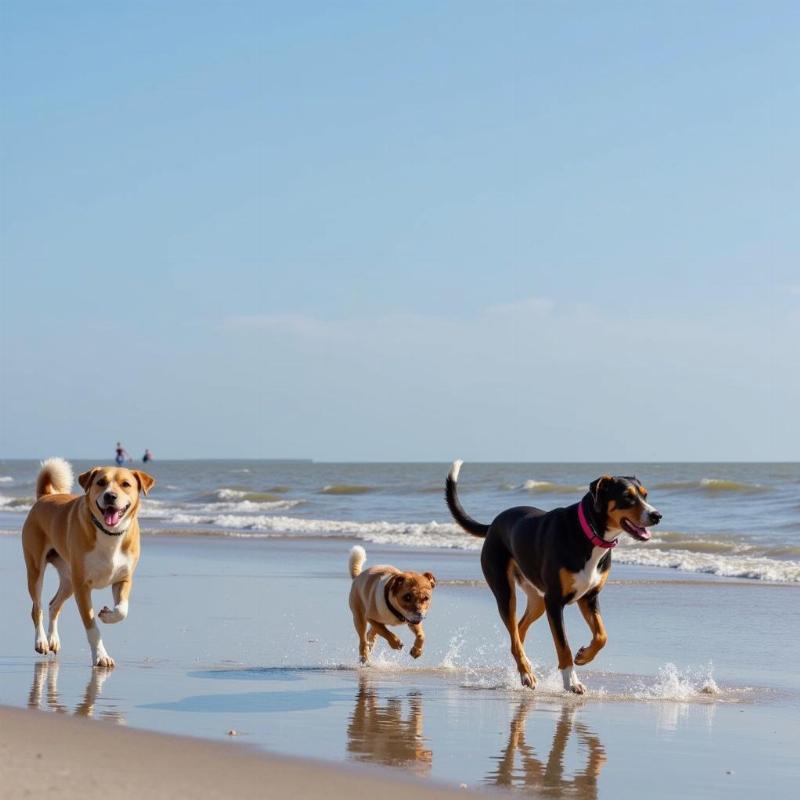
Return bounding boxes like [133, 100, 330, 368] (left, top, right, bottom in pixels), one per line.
[346, 675, 432, 776]
[28, 660, 125, 724]
[486, 698, 607, 797]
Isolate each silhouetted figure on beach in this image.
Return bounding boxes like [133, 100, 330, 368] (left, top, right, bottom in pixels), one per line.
[114, 442, 131, 465]
[142, 449, 153, 463]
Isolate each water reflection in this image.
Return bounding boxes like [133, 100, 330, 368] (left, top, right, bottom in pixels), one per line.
[346, 675, 432, 776]
[486, 699, 607, 798]
[28, 661, 125, 723]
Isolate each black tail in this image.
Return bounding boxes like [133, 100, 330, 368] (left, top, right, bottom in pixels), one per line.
[445, 460, 490, 538]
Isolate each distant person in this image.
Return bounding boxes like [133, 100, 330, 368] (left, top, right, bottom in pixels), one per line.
[142, 449, 153, 463]
[114, 442, 131, 466]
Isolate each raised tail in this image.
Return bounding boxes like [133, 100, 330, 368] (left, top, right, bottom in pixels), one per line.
[349, 545, 367, 578]
[445, 460, 490, 537]
[35, 457, 74, 499]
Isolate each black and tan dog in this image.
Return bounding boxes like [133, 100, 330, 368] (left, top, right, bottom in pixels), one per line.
[446, 461, 661, 693]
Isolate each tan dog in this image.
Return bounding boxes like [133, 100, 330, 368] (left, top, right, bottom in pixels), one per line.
[348, 546, 436, 664]
[21, 458, 155, 668]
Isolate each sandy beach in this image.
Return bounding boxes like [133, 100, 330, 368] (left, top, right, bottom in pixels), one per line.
[0, 533, 797, 798]
[0, 704, 465, 799]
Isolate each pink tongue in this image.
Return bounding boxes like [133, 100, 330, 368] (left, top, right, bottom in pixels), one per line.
[104, 509, 122, 527]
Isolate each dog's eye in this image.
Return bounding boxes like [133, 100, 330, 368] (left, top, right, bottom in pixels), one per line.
[403, 593, 413, 602]
[96, 479, 107, 487]
[121, 481, 131, 488]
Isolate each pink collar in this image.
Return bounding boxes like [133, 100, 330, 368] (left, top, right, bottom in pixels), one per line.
[578, 501, 617, 549]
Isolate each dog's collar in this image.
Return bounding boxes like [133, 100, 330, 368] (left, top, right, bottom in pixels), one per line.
[578, 498, 617, 549]
[384, 581, 407, 623]
[90, 514, 126, 537]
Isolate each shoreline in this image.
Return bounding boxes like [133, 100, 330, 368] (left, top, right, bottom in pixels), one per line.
[2, 526, 796, 588]
[1, 534, 797, 797]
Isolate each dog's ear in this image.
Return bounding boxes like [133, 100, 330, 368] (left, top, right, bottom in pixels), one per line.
[78, 468, 97, 493]
[133, 471, 156, 496]
[387, 574, 405, 594]
[589, 475, 613, 513]
[423, 572, 437, 588]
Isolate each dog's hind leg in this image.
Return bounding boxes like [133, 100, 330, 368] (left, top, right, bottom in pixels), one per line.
[518, 588, 546, 644]
[483, 548, 535, 688]
[23, 537, 49, 655]
[46, 553, 73, 654]
[545, 595, 585, 694]
[352, 607, 370, 664]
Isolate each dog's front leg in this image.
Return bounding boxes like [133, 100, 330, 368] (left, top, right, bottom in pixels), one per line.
[408, 623, 425, 658]
[574, 592, 607, 666]
[99, 578, 132, 624]
[545, 596, 585, 694]
[74, 582, 114, 669]
[368, 621, 404, 650]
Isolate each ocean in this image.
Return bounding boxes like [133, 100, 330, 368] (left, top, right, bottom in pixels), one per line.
[1, 459, 798, 583]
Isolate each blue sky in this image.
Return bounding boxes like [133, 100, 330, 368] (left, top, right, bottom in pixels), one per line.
[1, 2, 798, 461]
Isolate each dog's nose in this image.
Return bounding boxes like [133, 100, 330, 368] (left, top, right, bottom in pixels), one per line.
[649, 510, 662, 525]
[103, 491, 118, 504]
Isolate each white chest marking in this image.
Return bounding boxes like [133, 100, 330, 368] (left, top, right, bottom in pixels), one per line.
[568, 549, 607, 603]
[83, 536, 133, 588]
[373, 574, 403, 626]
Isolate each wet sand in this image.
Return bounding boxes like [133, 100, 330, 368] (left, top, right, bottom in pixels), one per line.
[0, 534, 797, 797]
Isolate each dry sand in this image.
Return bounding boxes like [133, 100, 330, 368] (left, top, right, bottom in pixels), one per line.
[0, 704, 471, 800]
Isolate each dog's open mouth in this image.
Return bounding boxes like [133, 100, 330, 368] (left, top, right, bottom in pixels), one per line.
[96, 502, 131, 528]
[621, 518, 651, 541]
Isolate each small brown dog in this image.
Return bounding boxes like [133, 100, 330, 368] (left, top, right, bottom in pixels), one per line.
[348, 546, 436, 664]
[21, 457, 155, 668]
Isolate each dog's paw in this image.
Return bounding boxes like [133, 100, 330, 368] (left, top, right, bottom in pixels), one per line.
[98, 606, 124, 624]
[389, 637, 403, 651]
[568, 680, 586, 695]
[574, 646, 592, 666]
[520, 672, 537, 689]
[410, 645, 423, 659]
[47, 633, 61, 653]
[93, 654, 115, 669]
[34, 638, 50, 655]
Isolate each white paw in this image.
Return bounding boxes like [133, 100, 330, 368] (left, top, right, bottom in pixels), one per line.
[561, 668, 586, 694]
[34, 637, 49, 655]
[93, 653, 115, 669]
[48, 633, 61, 653]
[520, 672, 537, 689]
[98, 606, 124, 624]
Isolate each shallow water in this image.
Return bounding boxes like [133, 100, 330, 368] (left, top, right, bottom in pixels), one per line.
[1, 460, 799, 582]
[0, 535, 797, 797]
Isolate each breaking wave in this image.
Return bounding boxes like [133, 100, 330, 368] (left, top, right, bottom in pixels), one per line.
[209, 488, 289, 503]
[320, 484, 377, 495]
[654, 478, 766, 494]
[518, 480, 587, 494]
[0, 495, 33, 509]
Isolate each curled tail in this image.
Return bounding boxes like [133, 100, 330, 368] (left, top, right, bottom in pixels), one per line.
[36, 457, 74, 499]
[445, 459, 490, 538]
[349, 545, 366, 578]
